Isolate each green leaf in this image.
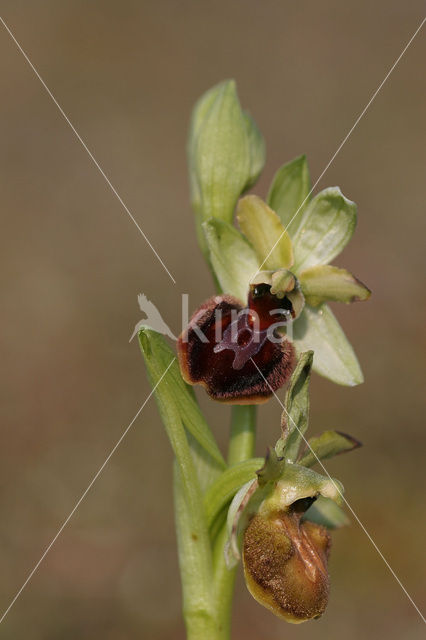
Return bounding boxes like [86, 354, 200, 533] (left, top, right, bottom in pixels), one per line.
[138, 339, 216, 611]
[188, 80, 251, 255]
[292, 187, 357, 272]
[293, 304, 364, 386]
[139, 329, 221, 625]
[236, 195, 294, 271]
[203, 218, 259, 303]
[299, 430, 362, 468]
[242, 111, 266, 191]
[138, 329, 226, 476]
[276, 351, 313, 462]
[267, 155, 311, 234]
[299, 264, 371, 306]
[173, 465, 216, 628]
[303, 496, 349, 529]
[203, 457, 263, 529]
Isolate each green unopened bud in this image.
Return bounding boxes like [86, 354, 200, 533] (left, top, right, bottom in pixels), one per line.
[188, 80, 264, 257]
[243, 499, 331, 624]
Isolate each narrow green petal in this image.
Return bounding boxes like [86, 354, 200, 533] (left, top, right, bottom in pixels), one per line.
[236, 195, 294, 271]
[299, 264, 371, 306]
[292, 187, 357, 272]
[275, 351, 313, 462]
[298, 430, 362, 468]
[203, 218, 259, 302]
[293, 305, 364, 386]
[267, 154, 311, 234]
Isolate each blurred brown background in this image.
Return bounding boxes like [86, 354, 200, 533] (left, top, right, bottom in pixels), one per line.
[0, 1, 425, 639]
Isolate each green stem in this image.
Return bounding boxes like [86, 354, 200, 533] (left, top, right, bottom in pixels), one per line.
[227, 405, 257, 465]
[212, 405, 257, 639]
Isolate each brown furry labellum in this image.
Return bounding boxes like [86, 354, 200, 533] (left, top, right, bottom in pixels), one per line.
[243, 500, 331, 623]
[177, 284, 296, 404]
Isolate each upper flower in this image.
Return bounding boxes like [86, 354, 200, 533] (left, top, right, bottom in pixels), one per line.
[203, 161, 371, 386]
[188, 80, 370, 387]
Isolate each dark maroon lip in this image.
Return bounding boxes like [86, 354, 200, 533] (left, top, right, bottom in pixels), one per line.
[177, 287, 296, 404]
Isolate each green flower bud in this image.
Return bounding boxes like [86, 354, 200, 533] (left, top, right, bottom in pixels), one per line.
[243, 498, 331, 624]
[188, 80, 265, 257]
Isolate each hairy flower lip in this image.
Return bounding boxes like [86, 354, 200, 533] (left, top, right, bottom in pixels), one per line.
[177, 294, 295, 404]
[243, 508, 331, 624]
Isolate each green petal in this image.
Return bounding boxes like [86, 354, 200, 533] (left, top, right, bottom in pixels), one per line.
[275, 351, 313, 462]
[225, 479, 265, 568]
[242, 111, 266, 191]
[292, 187, 357, 272]
[298, 430, 362, 468]
[188, 80, 251, 255]
[203, 218, 259, 302]
[299, 264, 371, 306]
[267, 154, 311, 235]
[236, 195, 294, 271]
[293, 304, 364, 386]
[303, 496, 349, 529]
[203, 457, 263, 529]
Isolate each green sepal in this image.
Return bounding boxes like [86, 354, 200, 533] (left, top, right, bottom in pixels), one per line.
[293, 304, 364, 386]
[202, 218, 259, 302]
[242, 111, 266, 191]
[188, 80, 252, 256]
[292, 187, 357, 272]
[275, 351, 313, 462]
[303, 496, 349, 529]
[299, 264, 371, 306]
[267, 154, 311, 235]
[203, 457, 264, 530]
[138, 328, 226, 477]
[258, 464, 343, 516]
[236, 195, 294, 271]
[298, 430, 362, 468]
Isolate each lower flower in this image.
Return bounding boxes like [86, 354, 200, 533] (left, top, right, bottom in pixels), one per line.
[243, 498, 331, 623]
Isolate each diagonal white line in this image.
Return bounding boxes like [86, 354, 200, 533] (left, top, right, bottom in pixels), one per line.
[250, 358, 426, 623]
[0, 358, 175, 625]
[1, 7, 423, 630]
[0, 16, 176, 285]
[251, 15, 426, 281]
